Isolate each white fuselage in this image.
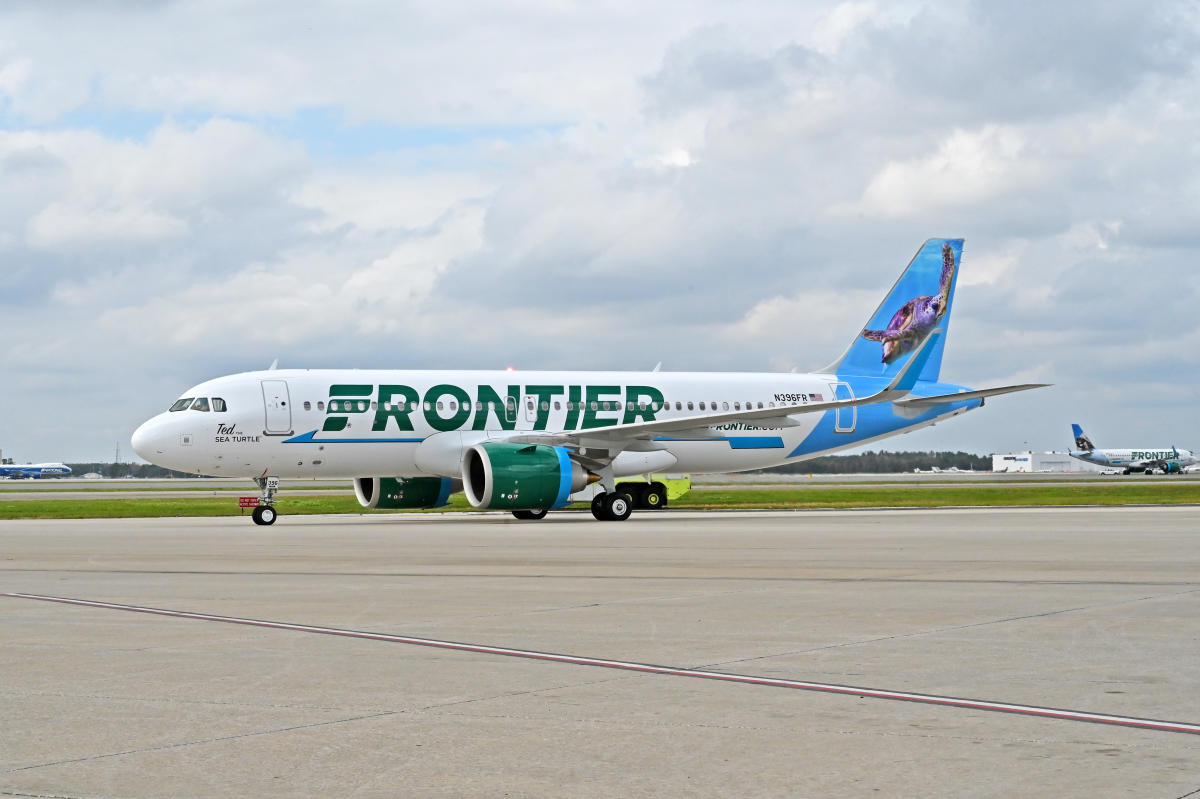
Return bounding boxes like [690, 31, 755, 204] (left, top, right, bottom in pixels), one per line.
[131, 368, 974, 481]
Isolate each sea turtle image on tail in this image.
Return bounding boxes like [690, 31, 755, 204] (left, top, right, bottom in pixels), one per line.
[860, 243, 957, 363]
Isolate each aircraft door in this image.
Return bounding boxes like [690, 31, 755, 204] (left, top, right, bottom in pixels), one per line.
[830, 381, 856, 433]
[262, 380, 293, 434]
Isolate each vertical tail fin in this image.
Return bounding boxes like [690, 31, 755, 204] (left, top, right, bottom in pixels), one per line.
[1071, 424, 1095, 451]
[825, 238, 963, 381]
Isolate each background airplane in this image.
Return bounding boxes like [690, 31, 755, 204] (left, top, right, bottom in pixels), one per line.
[1069, 424, 1197, 474]
[132, 238, 1047, 524]
[0, 462, 72, 479]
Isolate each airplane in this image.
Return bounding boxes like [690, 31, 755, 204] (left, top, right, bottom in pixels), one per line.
[0, 462, 72, 479]
[1068, 424, 1197, 475]
[131, 238, 1047, 525]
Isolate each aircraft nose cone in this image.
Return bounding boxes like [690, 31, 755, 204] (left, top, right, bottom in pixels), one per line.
[131, 419, 160, 462]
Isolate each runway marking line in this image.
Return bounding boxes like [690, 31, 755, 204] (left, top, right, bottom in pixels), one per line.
[6, 591, 1199, 736]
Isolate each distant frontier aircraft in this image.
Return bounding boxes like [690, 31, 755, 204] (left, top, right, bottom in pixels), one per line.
[0, 462, 71, 479]
[132, 238, 1048, 525]
[1069, 424, 1197, 474]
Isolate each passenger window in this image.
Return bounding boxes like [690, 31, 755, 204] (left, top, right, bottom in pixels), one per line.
[318, 401, 325, 411]
[541, 401, 549, 411]
[734, 402, 741, 410]
[371, 402, 378, 411]
[304, 401, 312, 411]
[722, 402, 729, 411]
[437, 401, 444, 411]
[424, 402, 431, 411]
[169, 398, 194, 412]
[554, 401, 561, 410]
[212, 398, 227, 412]
[687, 402, 693, 411]
[757, 402, 763, 409]
[191, 398, 210, 412]
[699, 402, 706, 410]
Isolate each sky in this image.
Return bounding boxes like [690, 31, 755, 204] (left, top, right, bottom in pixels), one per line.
[1, 0, 1198, 463]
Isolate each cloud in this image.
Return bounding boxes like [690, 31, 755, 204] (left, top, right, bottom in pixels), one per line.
[1, 0, 1199, 461]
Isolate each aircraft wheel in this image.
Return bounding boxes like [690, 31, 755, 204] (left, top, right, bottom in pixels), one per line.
[512, 509, 548, 520]
[591, 493, 609, 520]
[618, 482, 648, 508]
[602, 492, 632, 522]
[252, 505, 277, 526]
[644, 483, 668, 510]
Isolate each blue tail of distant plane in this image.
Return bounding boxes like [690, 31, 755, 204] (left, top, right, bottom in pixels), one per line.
[1071, 424, 1095, 452]
[827, 238, 962, 382]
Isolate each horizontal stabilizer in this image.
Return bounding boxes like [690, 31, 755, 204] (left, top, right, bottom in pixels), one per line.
[893, 384, 1050, 408]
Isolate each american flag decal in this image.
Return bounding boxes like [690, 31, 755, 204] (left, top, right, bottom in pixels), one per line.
[811, 393, 823, 402]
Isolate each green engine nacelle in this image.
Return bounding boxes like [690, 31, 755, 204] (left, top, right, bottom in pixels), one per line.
[1162, 461, 1182, 474]
[462, 442, 593, 510]
[353, 476, 457, 509]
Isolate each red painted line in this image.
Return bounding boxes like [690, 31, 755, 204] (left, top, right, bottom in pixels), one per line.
[6, 591, 1199, 736]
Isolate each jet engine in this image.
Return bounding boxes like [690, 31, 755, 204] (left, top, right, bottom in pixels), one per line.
[353, 476, 458, 509]
[1161, 461, 1182, 474]
[462, 442, 597, 510]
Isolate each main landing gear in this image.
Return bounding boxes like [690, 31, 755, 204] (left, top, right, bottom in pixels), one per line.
[588, 482, 669, 522]
[251, 476, 280, 525]
[591, 491, 633, 521]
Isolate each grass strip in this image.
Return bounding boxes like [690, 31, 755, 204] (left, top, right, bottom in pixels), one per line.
[1, 483, 1197, 520]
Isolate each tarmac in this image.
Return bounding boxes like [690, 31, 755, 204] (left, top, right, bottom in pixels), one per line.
[2, 506, 1198, 797]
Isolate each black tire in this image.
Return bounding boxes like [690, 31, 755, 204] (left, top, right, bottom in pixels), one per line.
[512, 509, 548, 520]
[252, 505, 277, 526]
[644, 482, 668, 510]
[591, 492, 608, 520]
[617, 482, 647, 508]
[602, 492, 632, 522]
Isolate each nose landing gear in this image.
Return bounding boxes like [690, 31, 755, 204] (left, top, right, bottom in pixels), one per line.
[251, 476, 280, 525]
[251, 504, 277, 525]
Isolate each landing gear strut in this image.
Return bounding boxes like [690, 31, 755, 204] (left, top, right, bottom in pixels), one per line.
[252, 476, 279, 525]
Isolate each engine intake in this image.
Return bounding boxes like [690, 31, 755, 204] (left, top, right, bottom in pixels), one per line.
[353, 476, 458, 509]
[462, 442, 596, 510]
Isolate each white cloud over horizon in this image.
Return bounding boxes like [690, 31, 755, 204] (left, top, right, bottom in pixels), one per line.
[1, 0, 1198, 462]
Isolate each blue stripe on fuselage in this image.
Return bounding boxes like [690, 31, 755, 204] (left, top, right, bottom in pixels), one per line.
[652, 436, 785, 449]
[282, 430, 426, 444]
[788, 381, 982, 459]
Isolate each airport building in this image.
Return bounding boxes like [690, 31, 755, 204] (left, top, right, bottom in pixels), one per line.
[991, 450, 1106, 473]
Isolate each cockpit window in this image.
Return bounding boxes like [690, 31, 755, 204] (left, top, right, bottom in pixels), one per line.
[212, 398, 227, 412]
[191, 397, 211, 412]
[169, 398, 194, 412]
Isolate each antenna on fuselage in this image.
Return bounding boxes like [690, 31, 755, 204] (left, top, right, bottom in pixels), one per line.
[268, 358, 278, 371]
